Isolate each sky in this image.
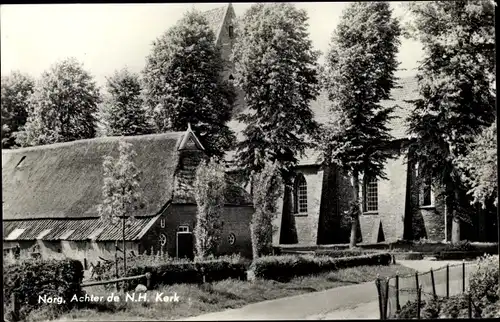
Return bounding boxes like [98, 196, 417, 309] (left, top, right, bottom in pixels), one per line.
[0, 2, 423, 89]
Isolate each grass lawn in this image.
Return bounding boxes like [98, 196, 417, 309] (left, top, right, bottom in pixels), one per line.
[35, 264, 415, 322]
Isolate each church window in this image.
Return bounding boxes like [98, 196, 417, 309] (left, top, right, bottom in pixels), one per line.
[294, 173, 308, 214]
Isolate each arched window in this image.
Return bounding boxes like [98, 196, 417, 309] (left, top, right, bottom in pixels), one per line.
[294, 174, 308, 214]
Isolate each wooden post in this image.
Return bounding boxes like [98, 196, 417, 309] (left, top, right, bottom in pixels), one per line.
[375, 278, 384, 320]
[395, 273, 400, 312]
[146, 272, 151, 290]
[462, 260, 466, 293]
[11, 293, 20, 322]
[383, 277, 390, 319]
[415, 271, 419, 292]
[468, 292, 472, 319]
[115, 241, 119, 291]
[84, 258, 88, 270]
[430, 268, 437, 300]
[417, 285, 422, 320]
[446, 264, 450, 298]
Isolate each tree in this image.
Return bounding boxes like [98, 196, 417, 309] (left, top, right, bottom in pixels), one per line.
[98, 68, 151, 137]
[456, 121, 497, 208]
[193, 157, 226, 259]
[232, 3, 320, 181]
[404, 1, 496, 243]
[1, 71, 35, 148]
[142, 10, 236, 158]
[98, 140, 144, 274]
[320, 2, 401, 248]
[16, 58, 101, 147]
[250, 162, 283, 258]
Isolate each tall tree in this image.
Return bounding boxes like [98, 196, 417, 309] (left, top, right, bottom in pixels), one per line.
[142, 10, 235, 158]
[193, 157, 226, 259]
[404, 0, 496, 243]
[320, 2, 401, 247]
[250, 162, 283, 258]
[98, 140, 144, 274]
[99, 68, 151, 136]
[456, 121, 497, 208]
[232, 3, 320, 181]
[16, 58, 101, 147]
[1, 71, 35, 149]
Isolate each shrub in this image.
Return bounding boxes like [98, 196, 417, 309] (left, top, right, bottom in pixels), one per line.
[469, 254, 499, 303]
[3, 258, 84, 320]
[250, 252, 392, 282]
[445, 240, 474, 251]
[101, 255, 247, 290]
[314, 249, 376, 258]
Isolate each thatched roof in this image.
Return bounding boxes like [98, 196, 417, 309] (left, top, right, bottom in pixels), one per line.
[2, 132, 187, 220]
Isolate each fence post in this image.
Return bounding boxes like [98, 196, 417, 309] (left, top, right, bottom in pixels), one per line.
[395, 273, 400, 312]
[446, 264, 450, 298]
[84, 257, 88, 270]
[430, 268, 437, 300]
[468, 292, 472, 319]
[11, 293, 20, 322]
[415, 271, 419, 292]
[115, 241, 119, 291]
[417, 285, 422, 320]
[383, 277, 390, 320]
[375, 276, 384, 320]
[145, 272, 151, 290]
[462, 260, 466, 293]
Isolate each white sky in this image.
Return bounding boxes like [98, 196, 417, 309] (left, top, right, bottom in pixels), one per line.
[1, 2, 422, 89]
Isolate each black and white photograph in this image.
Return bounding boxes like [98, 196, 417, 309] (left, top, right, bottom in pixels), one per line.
[1, 1, 498, 321]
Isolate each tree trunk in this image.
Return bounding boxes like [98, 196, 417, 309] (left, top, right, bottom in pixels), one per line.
[350, 171, 360, 248]
[451, 190, 461, 244]
[122, 216, 127, 274]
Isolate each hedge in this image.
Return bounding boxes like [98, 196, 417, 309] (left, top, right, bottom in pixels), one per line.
[101, 256, 248, 290]
[314, 249, 379, 258]
[250, 252, 392, 282]
[3, 258, 84, 320]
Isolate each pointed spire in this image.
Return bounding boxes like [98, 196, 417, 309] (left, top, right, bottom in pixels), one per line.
[187, 122, 192, 132]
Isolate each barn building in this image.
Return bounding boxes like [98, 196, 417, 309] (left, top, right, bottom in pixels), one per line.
[2, 126, 253, 262]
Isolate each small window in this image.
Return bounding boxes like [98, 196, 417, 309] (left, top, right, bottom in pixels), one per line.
[159, 233, 167, 246]
[228, 74, 234, 81]
[160, 218, 165, 228]
[228, 233, 236, 245]
[363, 177, 378, 212]
[228, 25, 234, 39]
[421, 175, 433, 207]
[178, 225, 190, 233]
[294, 173, 308, 214]
[16, 156, 26, 168]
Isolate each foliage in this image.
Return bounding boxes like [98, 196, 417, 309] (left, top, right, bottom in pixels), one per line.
[320, 2, 401, 247]
[142, 10, 235, 157]
[443, 239, 473, 251]
[3, 258, 84, 321]
[250, 162, 284, 258]
[249, 253, 392, 282]
[16, 57, 101, 147]
[1, 71, 35, 149]
[98, 140, 144, 226]
[469, 254, 499, 303]
[456, 121, 497, 208]
[314, 249, 376, 258]
[98, 68, 152, 137]
[194, 157, 226, 259]
[403, 1, 496, 242]
[232, 3, 320, 179]
[100, 255, 247, 291]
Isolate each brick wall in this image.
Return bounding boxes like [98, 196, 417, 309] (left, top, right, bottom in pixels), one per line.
[288, 166, 324, 245]
[160, 204, 253, 258]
